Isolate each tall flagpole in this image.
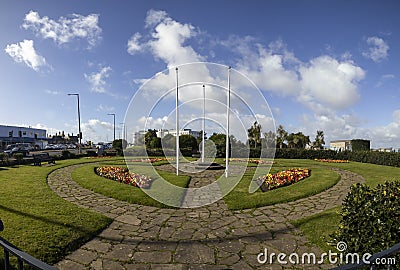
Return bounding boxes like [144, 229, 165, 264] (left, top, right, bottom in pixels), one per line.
[175, 67, 180, 175]
[225, 66, 231, 177]
[202, 84, 205, 163]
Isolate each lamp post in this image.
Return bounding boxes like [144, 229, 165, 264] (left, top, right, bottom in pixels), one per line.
[108, 113, 116, 142]
[68, 93, 82, 153]
[175, 67, 179, 176]
[202, 84, 205, 163]
[225, 66, 231, 177]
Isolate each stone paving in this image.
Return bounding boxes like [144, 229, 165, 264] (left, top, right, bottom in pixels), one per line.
[47, 164, 365, 270]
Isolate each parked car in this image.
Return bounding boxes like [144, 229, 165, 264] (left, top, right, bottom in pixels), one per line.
[4, 147, 29, 157]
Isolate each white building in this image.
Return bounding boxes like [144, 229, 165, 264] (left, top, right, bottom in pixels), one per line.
[0, 125, 47, 149]
[156, 129, 201, 139]
[330, 140, 352, 151]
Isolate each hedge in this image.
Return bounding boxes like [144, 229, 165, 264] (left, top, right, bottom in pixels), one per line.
[331, 181, 400, 267]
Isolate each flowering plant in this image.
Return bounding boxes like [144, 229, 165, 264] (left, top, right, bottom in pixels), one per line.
[128, 157, 174, 163]
[225, 158, 275, 165]
[255, 168, 311, 192]
[95, 166, 152, 188]
[315, 159, 349, 163]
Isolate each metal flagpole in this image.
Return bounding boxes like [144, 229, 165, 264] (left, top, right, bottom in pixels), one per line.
[225, 66, 231, 177]
[175, 67, 179, 175]
[202, 84, 205, 163]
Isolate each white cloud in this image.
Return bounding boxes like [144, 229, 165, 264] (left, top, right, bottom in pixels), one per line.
[22, 10, 102, 48]
[84, 66, 112, 93]
[96, 104, 115, 112]
[127, 32, 142, 54]
[81, 119, 114, 142]
[127, 9, 204, 67]
[145, 9, 168, 28]
[4, 40, 48, 71]
[362, 36, 389, 62]
[299, 56, 365, 110]
[45, 89, 61, 95]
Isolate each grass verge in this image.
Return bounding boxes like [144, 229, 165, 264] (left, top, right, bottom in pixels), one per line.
[0, 158, 113, 266]
[292, 160, 400, 253]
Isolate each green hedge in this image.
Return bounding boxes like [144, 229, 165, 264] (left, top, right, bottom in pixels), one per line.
[273, 149, 400, 167]
[331, 181, 400, 267]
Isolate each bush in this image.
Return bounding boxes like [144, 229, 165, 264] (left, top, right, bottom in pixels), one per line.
[331, 181, 400, 266]
[61, 150, 71, 159]
[86, 150, 98, 157]
[0, 152, 9, 165]
[13, 153, 24, 164]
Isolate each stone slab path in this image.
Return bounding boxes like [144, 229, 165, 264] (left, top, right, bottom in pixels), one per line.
[48, 164, 364, 269]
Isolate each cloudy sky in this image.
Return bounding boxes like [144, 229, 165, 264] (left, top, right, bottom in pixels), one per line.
[1, 0, 399, 148]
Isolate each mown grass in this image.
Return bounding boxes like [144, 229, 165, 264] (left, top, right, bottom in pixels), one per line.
[291, 160, 400, 253]
[72, 164, 191, 208]
[221, 159, 340, 210]
[0, 158, 114, 267]
[291, 206, 342, 252]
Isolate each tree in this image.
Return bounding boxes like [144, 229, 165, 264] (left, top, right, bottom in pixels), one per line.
[161, 134, 175, 149]
[263, 131, 276, 149]
[144, 129, 158, 149]
[313, 130, 325, 150]
[113, 139, 127, 150]
[286, 132, 310, 149]
[179, 134, 198, 151]
[276, 125, 288, 149]
[209, 133, 227, 157]
[247, 121, 262, 149]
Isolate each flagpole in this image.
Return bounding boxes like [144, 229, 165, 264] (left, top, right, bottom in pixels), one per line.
[202, 84, 205, 163]
[225, 66, 231, 177]
[175, 67, 179, 175]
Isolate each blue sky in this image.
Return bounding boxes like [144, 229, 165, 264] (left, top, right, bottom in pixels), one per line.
[0, 0, 399, 148]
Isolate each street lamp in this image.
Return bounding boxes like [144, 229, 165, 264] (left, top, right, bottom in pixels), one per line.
[108, 113, 116, 142]
[68, 93, 82, 153]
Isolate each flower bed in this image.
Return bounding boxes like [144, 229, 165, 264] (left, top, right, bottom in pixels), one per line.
[315, 158, 349, 163]
[255, 168, 311, 192]
[95, 166, 152, 188]
[225, 158, 275, 165]
[128, 157, 174, 163]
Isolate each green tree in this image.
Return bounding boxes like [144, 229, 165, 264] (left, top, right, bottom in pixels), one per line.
[112, 139, 127, 150]
[263, 131, 276, 149]
[247, 121, 262, 149]
[276, 125, 288, 149]
[144, 129, 158, 149]
[179, 134, 198, 151]
[209, 133, 227, 157]
[313, 130, 325, 150]
[161, 134, 175, 149]
[286, 132, 310, 149]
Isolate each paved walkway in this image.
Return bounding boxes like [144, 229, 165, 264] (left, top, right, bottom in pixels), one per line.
[47, 164, 364, 270]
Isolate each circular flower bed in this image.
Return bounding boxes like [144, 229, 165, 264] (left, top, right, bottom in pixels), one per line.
[127, 157, 174, 163]
[95, 166, 152, 188]
[225, 158, 275, 165]
[315, 158, 349, 163]
[254, 168, 311, 192]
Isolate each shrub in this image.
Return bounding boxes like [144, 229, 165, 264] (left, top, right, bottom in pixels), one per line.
[331, 181, 400, 266]
[0, 152, 9, 165]
[86, 150, 98, 157]
[61, 150, 71, 159]
[13, 153, 24, 164]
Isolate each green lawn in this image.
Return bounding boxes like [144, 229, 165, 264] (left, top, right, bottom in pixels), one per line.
[221, 159, 340, 210]
[291, 160, 400, 252]
[0, 158, 114, 266]
[72, 163, 191, 208]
